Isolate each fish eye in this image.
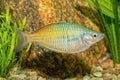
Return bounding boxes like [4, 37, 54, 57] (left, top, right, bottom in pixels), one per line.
[92, 34, 97, 38]
[93, 34, 97, 37]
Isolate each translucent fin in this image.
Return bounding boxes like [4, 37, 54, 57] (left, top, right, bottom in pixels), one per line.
[15, 30, 29, 52]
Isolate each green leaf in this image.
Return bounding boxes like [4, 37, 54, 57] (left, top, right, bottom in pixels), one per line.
[86, 0, 120, 19]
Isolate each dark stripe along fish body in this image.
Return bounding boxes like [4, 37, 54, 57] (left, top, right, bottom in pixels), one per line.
[16, 22, 104, 53]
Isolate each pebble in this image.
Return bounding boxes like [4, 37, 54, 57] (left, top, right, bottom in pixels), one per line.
[8, 74, 26, 80]
[93, 72, 102, 77]
[83, 75, 90, 80]
[91, 66, 103, 72]
[28, 71, 38, 76]
[26, 76, 38, 80]
[103, 73, 112, 80]
[90, 77, 103, 80]
[46, 76, 61, 80]
[20, 69, 31, 75]
[11, 66, 18, 72]
[38, 76, 46, 80]
[101, 53, 111, 61]
[111, 74, 118, 80]
[19, 74, 27, 78]
[117, 74, 120, 79]
[0, 77, 6, 80]
[101, 59, 114, 69]
[65, 77, 77, 80]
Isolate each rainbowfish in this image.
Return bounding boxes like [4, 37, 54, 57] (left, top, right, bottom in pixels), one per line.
[16, 22, 104, 53]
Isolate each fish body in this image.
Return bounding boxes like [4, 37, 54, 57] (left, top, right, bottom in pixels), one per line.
[16, 22, 104, 53]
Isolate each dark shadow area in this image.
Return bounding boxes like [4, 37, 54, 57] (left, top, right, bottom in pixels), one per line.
[21, 47, 91, 79]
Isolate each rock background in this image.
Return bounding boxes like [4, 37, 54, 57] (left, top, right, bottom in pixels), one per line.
[0, 0, 107, 79]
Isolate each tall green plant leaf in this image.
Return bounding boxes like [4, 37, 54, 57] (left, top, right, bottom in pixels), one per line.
[86, 0, 120, 19]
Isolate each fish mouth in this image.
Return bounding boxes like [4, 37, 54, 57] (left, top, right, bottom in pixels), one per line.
[97, 33, 104, 42]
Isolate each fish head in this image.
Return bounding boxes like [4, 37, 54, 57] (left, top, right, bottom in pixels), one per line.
[82, 31, 104, 46]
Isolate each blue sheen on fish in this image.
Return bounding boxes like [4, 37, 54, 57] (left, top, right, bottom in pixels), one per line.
[16, 22, 104, 53]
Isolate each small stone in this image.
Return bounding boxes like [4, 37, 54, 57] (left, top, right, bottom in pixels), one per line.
[103, 73, 112, 80]
[26, 76, 38, 80]
[91, 66, 103, 72]
[90, 77, 103, 80]
[96, 66, 103, 72]
[38, 76, 46, 80]
[115, 64, 120, 68]
[83, 75, 90, 80]
[101, 53, 111, 61]
[20, 69, 30, 74]
[93, 72, 102, 77]
[12, 66, 18, 72]
[8, 74, 26, 80]
[19, 74, 27, 79]
[0, 77, 6, 80]
[111, 74, 117, 80]
[65, 77, 77, 80]
[9, 66, 20, 75]
[90, 77, 98, 80]
[28, 71, 38, 76]
[118, 74, 120, 79]
[101, 59, 114, 69]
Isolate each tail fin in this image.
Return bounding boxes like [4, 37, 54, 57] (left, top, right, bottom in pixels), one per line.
[15, 30, 29, 52]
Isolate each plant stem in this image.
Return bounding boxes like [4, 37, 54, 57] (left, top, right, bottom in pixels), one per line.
[113, 0, 120, 63]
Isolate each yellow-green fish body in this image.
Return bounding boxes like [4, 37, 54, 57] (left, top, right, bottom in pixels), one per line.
[16, 22, 104, 53]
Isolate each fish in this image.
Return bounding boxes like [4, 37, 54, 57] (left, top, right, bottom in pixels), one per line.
[15, 29, 29, 53]
[16, 22, 104, 53]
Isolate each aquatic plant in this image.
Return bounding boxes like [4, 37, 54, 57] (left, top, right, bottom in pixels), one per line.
[0, 7, 17, 77]
[86, 0, 120, 63]
[0, 7, 27, 77]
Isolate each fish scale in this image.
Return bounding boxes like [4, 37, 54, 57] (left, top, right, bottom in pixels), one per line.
[16, 22, 104, 53]
[29, 23, 84, 53]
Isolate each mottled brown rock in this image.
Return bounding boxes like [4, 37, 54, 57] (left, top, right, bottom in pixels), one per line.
[0, 0, 107, 79]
